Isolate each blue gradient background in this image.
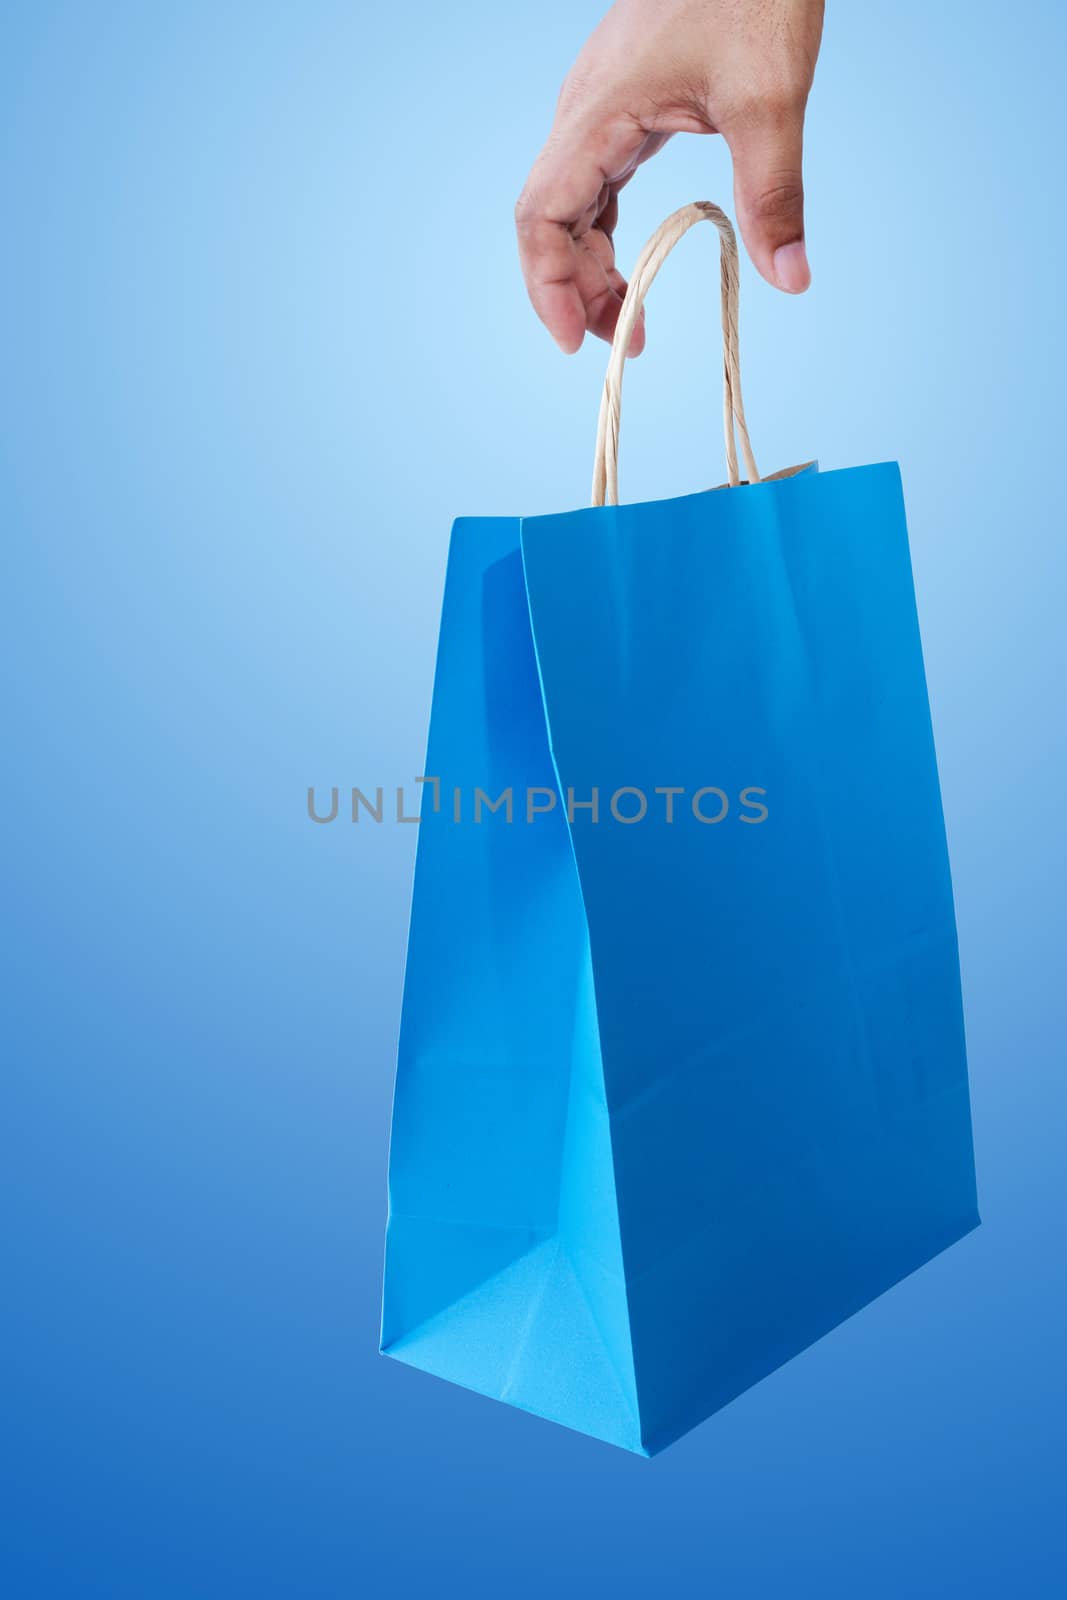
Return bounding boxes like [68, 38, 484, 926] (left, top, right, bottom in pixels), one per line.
[3, 3, 1064, 1595]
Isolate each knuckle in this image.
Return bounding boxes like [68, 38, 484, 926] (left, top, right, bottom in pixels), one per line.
[751, 177, 805, 225]
[556, 68, 590, 114]
[765, 85, 808, 121]
[731, 82, 808, 131]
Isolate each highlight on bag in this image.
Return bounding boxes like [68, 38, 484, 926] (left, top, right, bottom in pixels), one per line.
[380, 202, 980, 1457]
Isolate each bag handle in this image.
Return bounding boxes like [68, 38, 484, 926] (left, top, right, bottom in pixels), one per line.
[591, 201, 760, 507]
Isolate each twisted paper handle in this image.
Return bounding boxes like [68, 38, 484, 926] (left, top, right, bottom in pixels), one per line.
[591, 201, 760, 507]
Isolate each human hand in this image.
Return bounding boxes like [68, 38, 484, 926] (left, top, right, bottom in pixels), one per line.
[515, 0, 824, 355]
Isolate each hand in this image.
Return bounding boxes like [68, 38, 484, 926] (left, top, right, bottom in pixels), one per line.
[515, 0, 824, 354]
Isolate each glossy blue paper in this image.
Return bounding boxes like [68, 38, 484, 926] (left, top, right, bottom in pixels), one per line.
[382, 462, 979, 1456]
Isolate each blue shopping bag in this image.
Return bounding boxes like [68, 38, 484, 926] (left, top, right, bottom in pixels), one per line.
[381, 203, 979, 1456]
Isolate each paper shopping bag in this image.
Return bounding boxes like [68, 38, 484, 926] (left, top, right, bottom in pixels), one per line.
[380, 202, 979, 1456]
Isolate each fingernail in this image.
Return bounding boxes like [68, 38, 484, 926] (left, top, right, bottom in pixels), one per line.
[773, 240, 810, 294]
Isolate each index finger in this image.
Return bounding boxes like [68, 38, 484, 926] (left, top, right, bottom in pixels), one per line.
[515, 134, 612, 353]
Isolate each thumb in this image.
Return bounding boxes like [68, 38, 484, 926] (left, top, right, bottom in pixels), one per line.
[725, 108, 810, 294]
